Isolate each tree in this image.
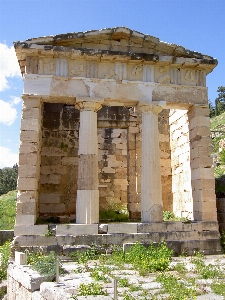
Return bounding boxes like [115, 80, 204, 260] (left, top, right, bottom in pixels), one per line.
[215, 86, 225, 116]
[0, 164, 18, 196]
[209, 99, 215, 118]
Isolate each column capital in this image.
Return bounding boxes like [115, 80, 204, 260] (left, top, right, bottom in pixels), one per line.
[137, 101, 165, 115]
[76, 97, 104, 112]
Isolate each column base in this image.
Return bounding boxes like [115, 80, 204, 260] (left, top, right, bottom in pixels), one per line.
[141, 204, 163, 222]
[76, 190, 99, 224]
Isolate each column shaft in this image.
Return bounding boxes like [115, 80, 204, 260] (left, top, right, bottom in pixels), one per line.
[76, 102, 102, 224]
[141, 107, 163, 222]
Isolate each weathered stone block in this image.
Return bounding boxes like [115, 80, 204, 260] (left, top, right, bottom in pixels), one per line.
[108, 223, 138, 234]
[14, 225, 48, 236]
[15, 215, 35, 226]
[17, 177, 37, 191]
[56, 224, 98, 235]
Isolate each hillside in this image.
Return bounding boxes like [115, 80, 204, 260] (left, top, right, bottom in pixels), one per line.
[211, 111, 225, 154]
[0, 190, 16, 230]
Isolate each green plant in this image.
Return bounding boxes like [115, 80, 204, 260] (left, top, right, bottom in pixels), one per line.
[156, 272, 197, 300]
[90, 268, 110, 283]
[118, 277, 129, 287]
[125, 241, 173, 274]
[0, 240, 11, 280]
[173, 262, 187, 274]
[45, 228, 54, 236]
[28, 251, 64, 276]
[0, 190, 16, 229]
[200, 264, 223, 279]
[220, 230, 225, 252]
[99, 202, 129, 222]
[163, 211, 188, 222]
[60, 142, 68, 150]
[211, 282, 225, 296]
[76, 282, 108, 296]
[69, 244, 100, 264]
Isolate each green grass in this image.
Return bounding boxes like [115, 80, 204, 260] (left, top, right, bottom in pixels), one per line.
[0, 190, 16, 230]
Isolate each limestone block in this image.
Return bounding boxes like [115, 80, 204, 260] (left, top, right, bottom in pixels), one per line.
[108, 223, 138, 234]
[15, 215, 35, 226]
[13, 235, 57, 246]
[19, 142, 38, 153]
[191, 168, 214, 180]
[40, 165, 67, 175]
[56, 224, 98, 235]
[17, 191, 36, 203]
[18, 165, 37, 178]
[19, 153, 39, 166]
[20, 130, 39, 143]
[189, 116, 210, 130]
[191, 137, 212, 148]
[22, 107, 39, 119]
[122, 149, 127, 155]
[39, 193, 61, 203]
[189, 126, 211, 139]
[41, 147, 68, 157]
[21, 119, 39, 131]
[115, 143, 127, 150]
[39, 203, 65, 214]
[39, 174, 60, 184]
[15, 252, 27, 265]
[14, 225, 48, 236]
[102, 167, 115, 173]
[17, 177, 37, 191]
[23, 98, 41, 109]
[190, 157, 213, 169]
[76, 190, 99, 224]
[62, 157, 78, 165]
[16, 202, 36, 215]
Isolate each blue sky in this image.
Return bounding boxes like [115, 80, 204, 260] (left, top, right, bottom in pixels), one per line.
[0, 0, 224, 168]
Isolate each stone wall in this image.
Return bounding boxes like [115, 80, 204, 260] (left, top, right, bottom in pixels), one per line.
[39, 103, 79, 221]
[169, 109, 193, 218]
[38, 104, 173, 220]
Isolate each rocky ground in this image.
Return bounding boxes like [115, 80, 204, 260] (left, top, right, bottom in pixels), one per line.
[31, 254, 225, 300]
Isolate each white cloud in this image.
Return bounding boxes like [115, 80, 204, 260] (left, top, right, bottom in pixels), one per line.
[0, 99, 18, 125]
[11, 96, 21, 105]
[0, 43, 21, 92]
[0, 146, 18, 168]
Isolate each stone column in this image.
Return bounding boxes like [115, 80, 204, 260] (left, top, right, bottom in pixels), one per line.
[138, 103, 163, 222]
[76, 99, 103, 224]
[16, 95, 42, 226]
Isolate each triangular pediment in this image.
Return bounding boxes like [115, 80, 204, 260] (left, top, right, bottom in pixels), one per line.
[14, 27, 215, 60]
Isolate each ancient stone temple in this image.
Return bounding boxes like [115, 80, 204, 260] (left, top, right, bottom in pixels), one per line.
[13, 27, 221, 254]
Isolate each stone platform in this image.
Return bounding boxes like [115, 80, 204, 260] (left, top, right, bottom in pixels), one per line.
[12, 221, 222, 256]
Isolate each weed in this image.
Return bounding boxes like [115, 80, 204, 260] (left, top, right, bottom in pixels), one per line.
[0, 240, 11, 280]
[156, 272, 197, 300]
[90, 268, 110, 283]
[28, 251, 64, 277]
[99, 202, 129, 222]
[69, 244, 100, 264]
[211, 282, 225, 296]
[163, 211, 188, 222]
[125, 241, 173, 273]
[118, 277, 129, 287]
[76, 282, 108, 296]
[200, 264, 223, 279]
[173, 262, 186, 274]
[45, 228, 54, 237]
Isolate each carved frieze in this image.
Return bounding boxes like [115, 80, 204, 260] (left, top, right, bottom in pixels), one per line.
[28, 55, 207, 88]
[69, 60, 85, 77]
[39, 58, 55, 75]
[185, 70, 195, 82]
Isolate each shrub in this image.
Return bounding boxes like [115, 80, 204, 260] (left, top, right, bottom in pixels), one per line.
[0, 241, 11, 280]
